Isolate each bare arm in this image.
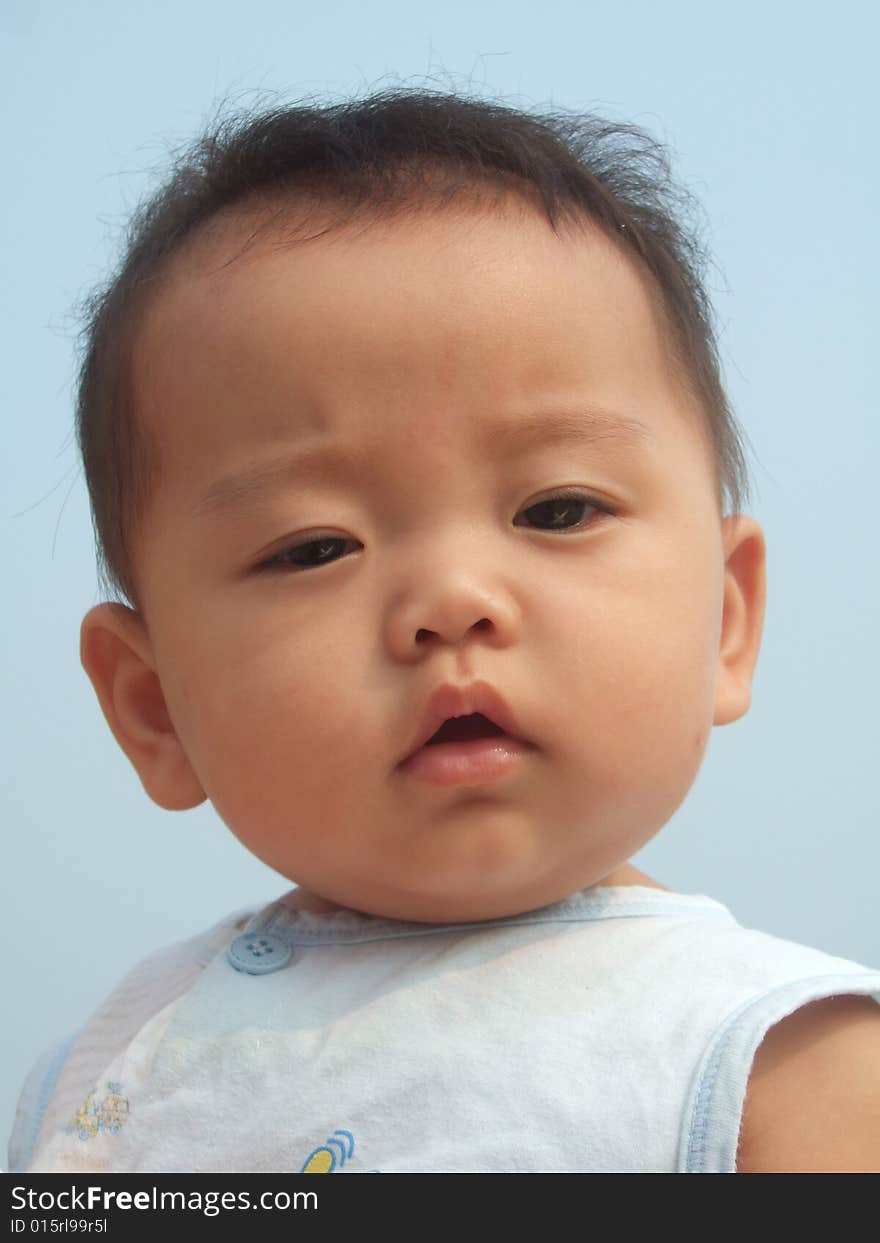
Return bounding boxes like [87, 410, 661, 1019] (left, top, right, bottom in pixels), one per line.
[736, 993, 880, 1173]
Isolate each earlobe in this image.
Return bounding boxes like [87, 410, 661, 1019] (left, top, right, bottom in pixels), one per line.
[713, 515, 768, 727]
[79, 603, 207, 811]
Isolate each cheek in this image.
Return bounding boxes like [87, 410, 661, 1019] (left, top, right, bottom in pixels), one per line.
[170, 619, 384, 804]
[542, 554, 718, 759]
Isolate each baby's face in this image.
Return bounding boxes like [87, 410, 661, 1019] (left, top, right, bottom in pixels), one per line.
[104, 200, 764, 921]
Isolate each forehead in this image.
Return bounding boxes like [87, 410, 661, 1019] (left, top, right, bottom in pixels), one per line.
[131, 200, 712, 505]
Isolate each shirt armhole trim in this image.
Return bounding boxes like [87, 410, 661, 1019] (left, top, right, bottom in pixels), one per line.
[7, 1030, 81, 1173]
[680, 972, 880, 1173]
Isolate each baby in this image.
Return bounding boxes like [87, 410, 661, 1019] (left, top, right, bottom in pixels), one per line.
[10, 90, 880, 1174]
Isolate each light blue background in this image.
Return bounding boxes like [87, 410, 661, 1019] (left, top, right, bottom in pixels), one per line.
[3, 0, 878, 1159]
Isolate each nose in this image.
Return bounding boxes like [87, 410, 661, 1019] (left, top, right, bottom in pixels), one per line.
[385, 568, 520, 661]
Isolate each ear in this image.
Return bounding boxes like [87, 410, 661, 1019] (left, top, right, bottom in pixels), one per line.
[80, 603, 207, 810]
[714, 514, 768, 726]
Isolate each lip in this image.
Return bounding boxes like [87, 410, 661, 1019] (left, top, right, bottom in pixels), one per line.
[397, 680, 534, 769]
[398, 735, 532, 787]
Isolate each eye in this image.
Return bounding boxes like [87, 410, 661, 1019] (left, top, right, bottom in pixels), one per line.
[258, 536, 359, 573]
[514, 491, 612, 532]
[257, 491, 612, 574]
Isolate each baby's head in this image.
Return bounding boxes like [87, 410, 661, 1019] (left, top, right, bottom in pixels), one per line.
[78, 90, 766, 922]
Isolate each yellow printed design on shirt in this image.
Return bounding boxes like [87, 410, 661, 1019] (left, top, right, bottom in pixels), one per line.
[300, 1129, 355, 1172]
[299, 1129, 379, 1173]
[65, 1081, 130, 1141]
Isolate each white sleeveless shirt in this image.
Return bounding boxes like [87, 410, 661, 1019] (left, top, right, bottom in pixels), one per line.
[12, 886, 880, 1173]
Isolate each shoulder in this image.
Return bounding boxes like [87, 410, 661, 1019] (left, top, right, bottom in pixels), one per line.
[736, 993, 880, 1173]
[23, 906, 254, 1170]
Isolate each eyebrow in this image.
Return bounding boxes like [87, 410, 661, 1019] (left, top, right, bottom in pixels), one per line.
[190, 407, 656, 519]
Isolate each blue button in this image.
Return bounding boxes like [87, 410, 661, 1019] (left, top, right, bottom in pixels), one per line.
[226, 932, 292, 975]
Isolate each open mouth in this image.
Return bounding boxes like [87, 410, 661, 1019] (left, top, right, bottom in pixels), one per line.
[424, 713, 507, 745]
[400, 711, 529, 786]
